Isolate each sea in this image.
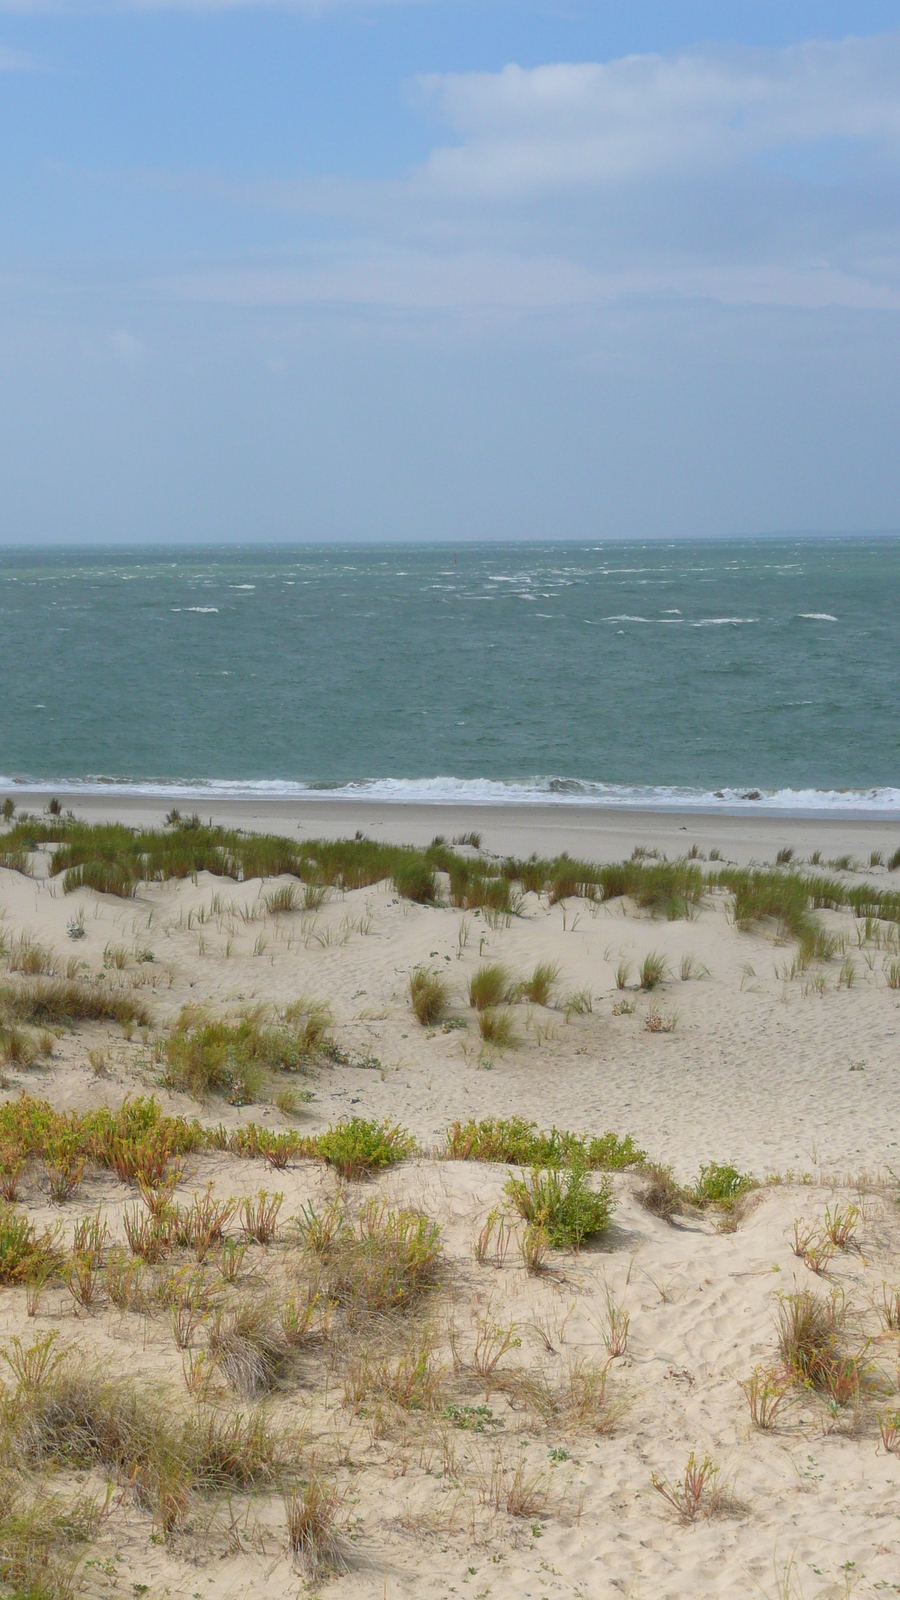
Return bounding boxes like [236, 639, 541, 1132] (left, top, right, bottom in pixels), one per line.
[1, 537, 898, 814]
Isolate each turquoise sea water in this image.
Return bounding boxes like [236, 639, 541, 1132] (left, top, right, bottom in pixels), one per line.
[1, 539, 898, 812]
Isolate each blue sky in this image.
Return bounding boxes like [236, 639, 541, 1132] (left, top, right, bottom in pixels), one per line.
[2, 1, 900, 543]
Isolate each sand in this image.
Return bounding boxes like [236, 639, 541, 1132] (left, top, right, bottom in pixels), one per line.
[2, 803, 900, 1599]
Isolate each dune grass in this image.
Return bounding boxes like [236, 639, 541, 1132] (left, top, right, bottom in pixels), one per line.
[409, 966, 450, 1026]
[163, 1001, 332, 1104]
[468, 963, 513, 1010]
[0, 978, 150, 1030]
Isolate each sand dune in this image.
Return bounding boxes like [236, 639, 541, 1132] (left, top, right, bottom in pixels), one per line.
[1, 813, 900, 1599]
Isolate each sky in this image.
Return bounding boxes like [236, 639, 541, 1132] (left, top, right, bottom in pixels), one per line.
[1, 1, 900, 544]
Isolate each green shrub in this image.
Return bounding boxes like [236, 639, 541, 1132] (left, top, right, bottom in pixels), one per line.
[444, 1116, 645, 1171]
[0, 979, 149, 1029]
[311, 1118, 415, 1180]
[504, 1167, 614, 1250]
[691, 1162, 756, 1207]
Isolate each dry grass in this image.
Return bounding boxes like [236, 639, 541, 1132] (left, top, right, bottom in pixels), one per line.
[284, 1475, 347, 1576]
[652, 1453, 731, 1523]
[298, 1197, 442, 1322]
[208, 1298, 289, 1397]
[0, 978, 150, 1029]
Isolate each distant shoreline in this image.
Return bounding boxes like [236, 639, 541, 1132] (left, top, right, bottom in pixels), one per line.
[5, 789, 898, 869]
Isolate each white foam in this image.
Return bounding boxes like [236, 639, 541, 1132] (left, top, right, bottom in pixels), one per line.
[2, 774, 898, 815]
[798, 613, 838, 621]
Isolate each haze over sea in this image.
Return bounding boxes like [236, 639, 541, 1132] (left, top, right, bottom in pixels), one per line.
[2, 537, 897, 813]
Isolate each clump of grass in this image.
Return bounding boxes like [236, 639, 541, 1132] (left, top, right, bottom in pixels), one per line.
[614, 961, 631, 990]
[638, 951, 669, 990]
[636, 1163, 685, 1221]
[208, 1299, 289, 1397]
[444, 1116, 645, 1171]
[0, 978, 149, 1029]
[518, 962, 559, 1006]
[504, 1167, 614, 1251]
[679, 954, 708, 980]
[889, 847, 900, 872]
[775, 1287, 861, 1403]
[299, 1197, 441, 1320]
[285, 1476, 346, 1577]
[393, 858, 438, 904]
[263, 884, 302, 916]
[453, 831, 482, 849]
[6, 937, 57, 976]
[238, 1191, 283, 1245]
[312, 1117, 415, 1180]
[409, 967, 450, 1027]
[468, 963, 512, 1010]
[163, 1000, 332, 1103]
[477, 1007, 517, 1049]
[4, 1343, 294, 1533]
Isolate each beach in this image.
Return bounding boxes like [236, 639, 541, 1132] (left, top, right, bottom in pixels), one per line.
[1, 803, 899, 1598]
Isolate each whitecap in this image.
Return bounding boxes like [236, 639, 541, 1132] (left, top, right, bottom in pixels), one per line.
[185, 607, 219, 614]
[798, 612, 838, 621]
[690, 617, 758, 627]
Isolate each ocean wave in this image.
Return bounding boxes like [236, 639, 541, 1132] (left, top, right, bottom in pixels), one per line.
[798, 613, 838, 621]
[1, 774, 899, 814]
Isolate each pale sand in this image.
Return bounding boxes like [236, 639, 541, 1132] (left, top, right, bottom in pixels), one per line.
[2, 814, 900, 1598]
[6, 788, 900, 866]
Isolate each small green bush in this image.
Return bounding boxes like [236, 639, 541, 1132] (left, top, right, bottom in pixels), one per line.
[312, 1118, 415, 1180]
[504, 1167, 615, 1250]
[691, 1162, 756, 1207]
[164, 1002, 331, 1104]
[444, 1116, 645, 1171]
[477, 1007, 517, 1049]
[0, 1205, 62, 1285]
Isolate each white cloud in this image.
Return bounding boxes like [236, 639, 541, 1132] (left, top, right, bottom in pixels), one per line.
[418, 32, 900, 196]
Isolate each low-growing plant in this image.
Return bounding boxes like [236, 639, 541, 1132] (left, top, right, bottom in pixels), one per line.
[520, 1221, 549, 1275]
[561, 988, 592, 1018]
[0, 1205, 62, 1284]
[614, 961, 631, 990]
[880, 1284, 900, 1331]
[691, 1163, 756, 1208]
[444, 1115, 644, 1171]
[679, 954, 708, 980]
[601, 1284, 630, 1357]
[467, 963, 510, 1011]
[264, 883, 302, 916]
[643, 1005, 677, 1033]
[409, 966, 450, 1027]
[238, 1191, 283, 1245]
[652, 1453, 724, 1523]
[741, 1365, 791, 1430]
[312, 1117, 414, 1180]
[504, 1167, 614, 1250]
[823, 1202, 859, 1250]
